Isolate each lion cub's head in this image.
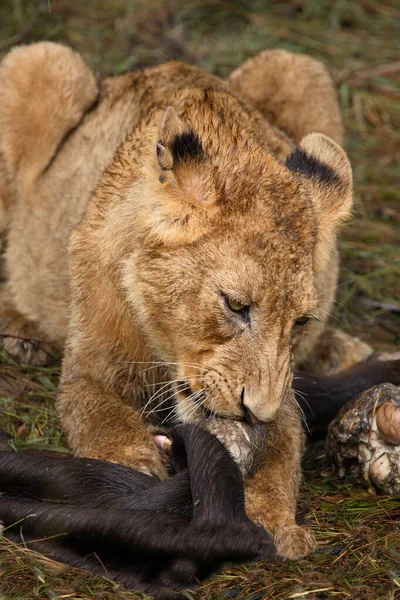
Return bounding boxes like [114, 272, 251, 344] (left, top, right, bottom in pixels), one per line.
[105, 92, 352, 425]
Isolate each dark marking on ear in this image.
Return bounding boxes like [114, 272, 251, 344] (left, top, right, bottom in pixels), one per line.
[159, 174, 166, 184]
[171, 129, 204, 165]
[286, 147, 340, 186]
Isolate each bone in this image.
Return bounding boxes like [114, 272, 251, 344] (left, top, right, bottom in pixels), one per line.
[375, 402, 400, 445]
[203, 419, 268, 476]
[154, 420, 267, 477]
[369, 452, 392, 486]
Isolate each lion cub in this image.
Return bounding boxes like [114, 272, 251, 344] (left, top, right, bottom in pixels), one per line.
[0, 44, 362, 559]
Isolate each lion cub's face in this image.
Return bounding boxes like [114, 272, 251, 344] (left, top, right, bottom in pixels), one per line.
[121, 105, 352, 425]
[139, 232, 316, 425]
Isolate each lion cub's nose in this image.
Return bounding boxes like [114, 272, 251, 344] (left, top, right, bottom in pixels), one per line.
[241, 388, 265, 426]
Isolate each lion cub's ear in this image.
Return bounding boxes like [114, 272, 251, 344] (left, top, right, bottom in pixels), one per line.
[286, 133, 353, 272]
[156, 106, 205, 172]
[140, 107, 217, 245]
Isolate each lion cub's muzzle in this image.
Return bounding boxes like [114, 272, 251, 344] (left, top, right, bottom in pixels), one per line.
[175, 363, 292, 425]
[241, 370, 292, 425]
[241, 391, 265, 426]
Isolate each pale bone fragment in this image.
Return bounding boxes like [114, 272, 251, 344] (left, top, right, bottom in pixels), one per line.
[375, 402, 400, 445]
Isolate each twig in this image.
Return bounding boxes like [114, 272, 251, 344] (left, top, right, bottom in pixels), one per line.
[335, 61, 400, 85]
[0, 333, 62, 363]
[354, 61, 400, 80]
[0, 333, 62, 353]
[359, 82, 400, 99]
[360, 299, 400, 313]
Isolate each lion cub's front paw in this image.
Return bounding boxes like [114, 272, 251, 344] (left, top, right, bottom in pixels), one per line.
[131, 449, 169, 480]
[110, 442, 169, 480]
[273, 524, 316, 560]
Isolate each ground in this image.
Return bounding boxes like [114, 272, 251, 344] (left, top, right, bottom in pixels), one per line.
[0, 1, 399, 599]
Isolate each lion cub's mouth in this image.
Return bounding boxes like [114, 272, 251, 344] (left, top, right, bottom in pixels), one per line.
[176, 381, 220, 419]
[175, 381, 264, 426]
[176, 381, 193, 399]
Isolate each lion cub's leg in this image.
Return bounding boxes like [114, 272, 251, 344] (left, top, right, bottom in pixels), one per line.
[57, 377, 169, 479]
[301, 327, 373, 375]
[0, 286, 55, 365]
[245, 396, 316, 560]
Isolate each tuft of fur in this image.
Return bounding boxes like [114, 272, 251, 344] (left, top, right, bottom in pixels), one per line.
[170, 129, 204, 163]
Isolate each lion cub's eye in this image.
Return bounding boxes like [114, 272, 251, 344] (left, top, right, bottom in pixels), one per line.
[224, 295, 250, 324]
[227, 298, 246, 312]
[295, 315, 311, 327]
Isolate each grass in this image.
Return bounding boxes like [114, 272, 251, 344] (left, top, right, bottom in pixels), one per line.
[0, 0, 399, 598]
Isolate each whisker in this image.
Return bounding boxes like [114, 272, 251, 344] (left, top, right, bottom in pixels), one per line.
[145, 375, 203, 388]
[141, 373, 205, 417]
[168, 389, 205, 425]
[292, 386, 312, 410]
[121, 360, 205, 376]
[148, 382, 205, 422]
[314, 279, 353, 300]
[141, 382, 191, 418]
[182, 393, 205, 423]
[290, 391, 310, 433]
[315, 306, 344, 327]
[138, 381, 173, 417]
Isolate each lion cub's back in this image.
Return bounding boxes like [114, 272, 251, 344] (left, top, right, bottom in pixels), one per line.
[5, 72, 143, 342]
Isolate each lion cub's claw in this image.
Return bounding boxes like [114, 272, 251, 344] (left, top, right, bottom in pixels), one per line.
[273, 524, 316, 560]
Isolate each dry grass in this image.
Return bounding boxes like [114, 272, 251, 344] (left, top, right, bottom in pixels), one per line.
[0, 0, 399, 598]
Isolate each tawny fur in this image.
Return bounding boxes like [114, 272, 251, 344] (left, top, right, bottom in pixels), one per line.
[228, 49, 343, 145]
[0, 44, 369, 559]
